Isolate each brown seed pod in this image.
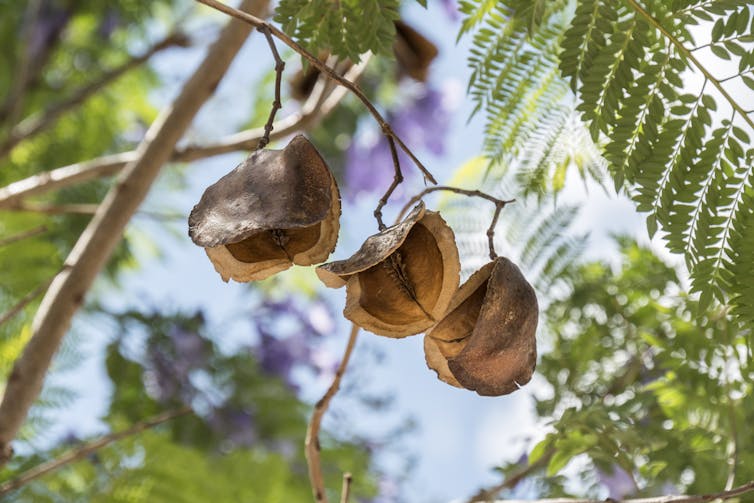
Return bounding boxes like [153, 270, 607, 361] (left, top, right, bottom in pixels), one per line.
[317, 202, 460, 338]
[424, 257, 538, 396]
[394, 20, 439, 82]
[188, 135, 340, 282]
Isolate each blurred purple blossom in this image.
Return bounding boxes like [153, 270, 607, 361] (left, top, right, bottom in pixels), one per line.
[252, 298, 337, 390]
[97, 9, 121, 39]
[144, 324, 209, 404]
[597, 465, 635, 499]
[344, 83, 458, 201]
[441, 0, 460, 22]
[209, 407, 257, 447]
[29, 4, 71, 63]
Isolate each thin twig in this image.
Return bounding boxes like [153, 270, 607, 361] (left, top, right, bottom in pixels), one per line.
[0, 57, 369, 210]
[4, 201, 99, 215]
[0, 0, 264, 467]
[373, 136, 404, 229]
[339, 472, 353, 503]
[0, 32, 190, 159]
[0, 225, 47, 247]
[480, 480, 754, 503]
[0, 275, 57, 328]
[256, 26, 284, 150]
[194, 0, 438, 186]
[0, 407, 191, 497]
[305, 324, 360, 503]
[396, 185, 514, 258]
[397, 186, 515, 221]
[487, 203, 504, 260]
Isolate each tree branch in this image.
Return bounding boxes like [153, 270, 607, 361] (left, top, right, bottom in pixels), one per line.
[3, 201, 99, 215]
[397, 185, 514, 258]
[194, 0, 438, 186]
[0, 57, 367, 209]
[0, 407, 191, 497]
[0, 274, 57, 328]
[256, 25, 284, 150]
[0, 0, 268, 467]
[0, 32, 191, 160]
[373, 137, 403, 230]
[305, 324, 359, 503]
[0, 226, 47, 247]
[339, 472, 353, 503]
[480, 480, 754, 503]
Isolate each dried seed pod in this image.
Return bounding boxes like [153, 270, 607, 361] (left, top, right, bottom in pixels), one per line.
[424, 257, 538, 396]
[317, 202, 460, 338]
[188, 135, 340, 282]
[394, 20, 438, 82]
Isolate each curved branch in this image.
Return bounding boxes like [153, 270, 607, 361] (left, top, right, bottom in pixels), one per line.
[305, 324, 359, 503]
[0, 407, 191, 497]
[477, 480, 754, 503]
[0, 32, 191, 159]
[0, 57, 367, 209]
[0, 0, 268, 467]
[194, 0, 438, 185]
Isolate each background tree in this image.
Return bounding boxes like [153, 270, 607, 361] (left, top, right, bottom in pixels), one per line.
[1, 0, 753, 502]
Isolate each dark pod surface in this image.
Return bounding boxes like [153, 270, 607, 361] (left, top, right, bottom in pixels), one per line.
[188, 135, 333, 248]
[447, 257, 538, 396]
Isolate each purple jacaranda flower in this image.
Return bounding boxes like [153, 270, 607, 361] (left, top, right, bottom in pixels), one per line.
[209, 406, 257, 447]
[144, 324, 209, 403]
[256, 328, 313, 389]
[251, 297, 339, 389]
[167, 325, 208, 370]
[97, 9, 120, 39]
[441, 0, 460, 22]
[28, 4, 71, 63]
[344, 83, 458, 200]
[597, 465, 635, 499]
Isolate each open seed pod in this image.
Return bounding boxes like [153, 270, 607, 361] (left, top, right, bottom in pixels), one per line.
[317, 202, 460, 338]
[424, 257, 538, 396]
[188, 135, 340, 282]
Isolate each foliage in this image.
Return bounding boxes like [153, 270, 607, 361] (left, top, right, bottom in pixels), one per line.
[520, 239, 753, 498]
[274, 0, 404, 61]
[461, 0, 754, 327]
[3, 305, 377, 502]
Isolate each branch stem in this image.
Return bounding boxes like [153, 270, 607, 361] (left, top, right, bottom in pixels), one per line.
[0, 226, 47, 247]
[0, 58, 368, 210]
[194, 0, 437, 185]
[396, 185, 514, 257]
[477, 479, 754, 503]
[256, 26, 284, 149]
[0, 407, 191, 497]
[305, 324, 359, 503]
[0, 32, 190, 159]
[0, 275, 57, 328]
[373, 136, 403, 229]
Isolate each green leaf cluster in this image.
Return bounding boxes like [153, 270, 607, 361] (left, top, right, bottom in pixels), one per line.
[528, 239, 754, 496]
[274, 0, 403, 61]
[464, 0, 754, 327]
[459, 0, 605, 195]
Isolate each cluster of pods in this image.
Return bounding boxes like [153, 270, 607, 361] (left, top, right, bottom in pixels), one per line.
[188, 136, 538, 397]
